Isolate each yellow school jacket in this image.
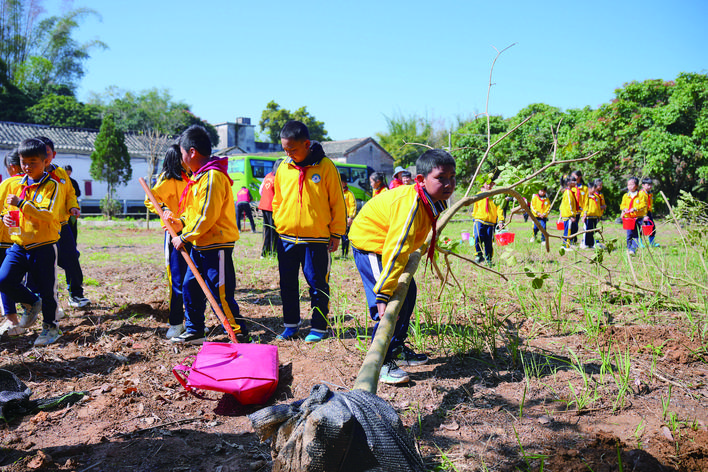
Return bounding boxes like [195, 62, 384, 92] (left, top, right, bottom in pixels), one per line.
[178, 169, 239, 250]
[640, 190, 653, 212]
[583, 193, 603, 218]
[620, 191, 647, 218]
[4, 173, 61, 249]
[530, 194, 550, 218]
[349, 185, 446, 303]
[471, 195, 499, 225]
[560, 188, 580, 219]
[0, 175, 23, 248]
[145, 172, 190, 217]
[573, 184, 588, 211]
[372, 187, 387, 197]
[47, 164, 79, 225]
[343, 188, 357, 220]
[272, 156, 347, 244]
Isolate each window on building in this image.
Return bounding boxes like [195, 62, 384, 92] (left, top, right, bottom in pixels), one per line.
[85, 181, 92, 196]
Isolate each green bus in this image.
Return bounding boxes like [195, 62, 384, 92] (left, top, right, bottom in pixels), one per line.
[227, 155, 374, 205]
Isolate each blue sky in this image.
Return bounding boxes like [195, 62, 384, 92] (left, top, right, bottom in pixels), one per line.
[50, 0, 707, 142]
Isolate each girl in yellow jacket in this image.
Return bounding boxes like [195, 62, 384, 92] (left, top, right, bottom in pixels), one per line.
[145, 145, 192, 339]
[370, 172, 388, 198]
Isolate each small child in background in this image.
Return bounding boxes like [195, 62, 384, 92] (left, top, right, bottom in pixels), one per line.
[166, 125, 249, 344]
[582, 180, 603, 249]
[0, 138, 62, 346]
[340, 175, 357, 258]
[236, 186, 256, 233]
[594, 178, 607, 215]
[559, 176, 580, 249]
[620, 176, 647, 256]
[145, 144, 192, 340]
[349, 149, 456, 384]
[389, 166, 405, 189]
[258, 159, 282, 258]
[370, 172, 388, 197]
[472, 181, 499, 265]
[639, 177, 659, 247]
[529, 187, 550, 243]
[0, 150, 25, 336]
[400, 171, 412, 185]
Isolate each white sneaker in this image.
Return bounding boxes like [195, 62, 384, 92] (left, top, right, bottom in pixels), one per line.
[0, 319, 26, 336]
[379, 360, 410, 385]
[529, 237, 536, 243]
[68, 296, 90, 308]
[34, 324, 62, 346]
[166, 323, 185, 339]
[56, 308, 65, 321]
[18, 298, 42, 328]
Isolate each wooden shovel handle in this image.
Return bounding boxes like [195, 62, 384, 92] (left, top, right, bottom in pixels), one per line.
[139, 178, 238, 343]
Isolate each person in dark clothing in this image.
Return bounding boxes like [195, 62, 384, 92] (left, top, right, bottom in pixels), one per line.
[64, 165, 81, 242]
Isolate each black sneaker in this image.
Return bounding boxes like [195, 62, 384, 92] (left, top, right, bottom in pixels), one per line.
[392, 345, 428, 367]
[379, 360, 410, 385]
[170, 331, 205, 345]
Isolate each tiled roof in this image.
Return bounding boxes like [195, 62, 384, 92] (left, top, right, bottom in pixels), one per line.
[321, 137, 393, 162]
[0, 121, 174, 157]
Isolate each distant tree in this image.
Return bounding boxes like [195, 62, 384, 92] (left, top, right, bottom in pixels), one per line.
[564, 73, 708, 207]
[90, 114, 132, 218]
[27, 94, 102, 128]
[259, 100, 330, 143]
[0, 1, 106, 92]
[89, 87, 219, 145]
[376, 114, 436, 169]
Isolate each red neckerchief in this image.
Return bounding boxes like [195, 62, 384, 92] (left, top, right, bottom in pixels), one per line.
[19, 174, 47, 200]
[178, 159, 232, 213]
[485, 197, 490, 212]
[290, 162, 309, 207]
[567, 188, 578, 213]
[627, 193, 638, 211]
[414, 183, 439, 264]
[178, 178, 197, 214]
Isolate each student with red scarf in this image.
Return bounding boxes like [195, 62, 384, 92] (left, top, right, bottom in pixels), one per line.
[164, 125, 250, 344]
[348, 149, 455, 384]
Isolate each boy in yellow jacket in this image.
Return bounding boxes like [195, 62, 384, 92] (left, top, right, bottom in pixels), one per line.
[349, 149, 455, 384]
[472, 181, 499, 265]
[166, 125, 249, 344]
[0, 138, 62, 346]
[272, 120, 347, 343]
[37, 136, 89, 308]
[620, 177, 647, 255]
[529, 186, 550, 243]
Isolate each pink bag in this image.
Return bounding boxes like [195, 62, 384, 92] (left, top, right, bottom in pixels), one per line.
[173, 342, 279, 405]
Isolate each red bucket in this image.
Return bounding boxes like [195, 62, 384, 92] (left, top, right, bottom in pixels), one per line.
[556, 221, 565, 230]
[622, 218, 636, 230]
[495, 232, 515, 245]
[642, 224, 654, 236]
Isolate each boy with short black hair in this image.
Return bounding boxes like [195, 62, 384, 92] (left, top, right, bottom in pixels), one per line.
[166, 125, 249, 344]
[272, 120, 347, 343]
[0, 138, 62, 346]
[36, 136, 89, 308]
[349, 149, 455, 384]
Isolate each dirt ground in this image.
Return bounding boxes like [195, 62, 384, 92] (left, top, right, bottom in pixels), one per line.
[1, 223, 707, 471]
